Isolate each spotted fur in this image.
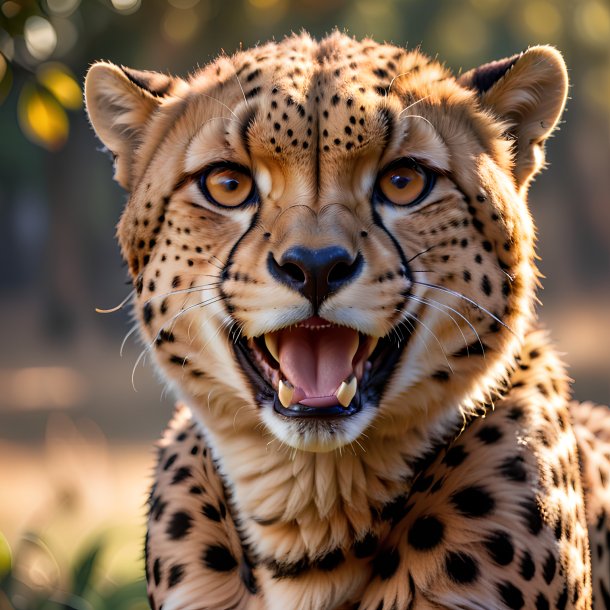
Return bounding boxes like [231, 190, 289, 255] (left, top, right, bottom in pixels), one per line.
[85, 32, 610, 610]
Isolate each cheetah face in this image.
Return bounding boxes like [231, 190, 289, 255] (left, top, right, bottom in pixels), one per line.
[85, 34, 567, 453]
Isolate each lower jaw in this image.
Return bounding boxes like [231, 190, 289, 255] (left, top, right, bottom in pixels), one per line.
[272, 388, 362, 418]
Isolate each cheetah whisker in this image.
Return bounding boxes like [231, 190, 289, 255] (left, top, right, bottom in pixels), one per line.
[400, 310, 454, 374]
[120, 323, 139, 357]
[397, 93, 432, 117]
[142, 281, 222, 305]
[407, 245, 438, 264]
[413, 280, 514, 334]
[409, 293, 485, 358]
[95, 289, 135, 314]
[408, 293, 470, 354]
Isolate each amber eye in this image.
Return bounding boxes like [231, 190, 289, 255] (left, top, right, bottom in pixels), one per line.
[375, 159, 434, 206]
[199, 163, 257, 208]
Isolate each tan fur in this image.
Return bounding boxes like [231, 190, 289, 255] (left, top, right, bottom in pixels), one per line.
[85, 32, 610, 610]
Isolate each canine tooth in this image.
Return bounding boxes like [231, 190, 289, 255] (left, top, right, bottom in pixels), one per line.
[367, 337, 379, 357]
[278, 379, 294, 408]
[336, 375, 357, 408]
[265, 333, 280, 362]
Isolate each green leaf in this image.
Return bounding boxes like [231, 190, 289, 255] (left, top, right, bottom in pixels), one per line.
[72, 539, 104, 597]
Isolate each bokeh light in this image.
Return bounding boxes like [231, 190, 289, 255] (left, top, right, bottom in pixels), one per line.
[18, 85, 69, 150]
[110, 0, 141, 15]
[574, 0, 610, 49]
[45, 0, 81, 18]
[162, 7, 201, 43]
[24, 16, 57, 61]
[37, 63, 82, 110]
[519, 0, 563, 41]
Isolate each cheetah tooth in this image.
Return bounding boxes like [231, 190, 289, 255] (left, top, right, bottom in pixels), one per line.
[336, 375, 357, 408]
[278, 379, 294, 408]
[264, 333, 280, 363]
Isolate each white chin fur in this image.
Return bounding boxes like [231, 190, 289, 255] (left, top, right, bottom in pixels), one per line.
[260, 400, 377, 453]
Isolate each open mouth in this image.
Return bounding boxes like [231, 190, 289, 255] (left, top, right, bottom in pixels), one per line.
[234, 317, 409, 419]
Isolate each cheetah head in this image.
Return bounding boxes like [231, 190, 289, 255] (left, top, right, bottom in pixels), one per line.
[85, 33, 567, 454]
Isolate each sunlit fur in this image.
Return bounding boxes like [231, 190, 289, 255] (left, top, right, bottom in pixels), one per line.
[85, 32, 610, 610]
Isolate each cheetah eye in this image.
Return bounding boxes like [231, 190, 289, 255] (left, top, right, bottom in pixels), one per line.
[374, 159, 435, 207]
[198, 163, 257, 208]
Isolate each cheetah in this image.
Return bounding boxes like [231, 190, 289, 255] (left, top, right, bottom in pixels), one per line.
[84, 32, 610, 609]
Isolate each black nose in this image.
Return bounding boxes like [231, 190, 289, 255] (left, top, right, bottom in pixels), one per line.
[268, 246, 363, 310]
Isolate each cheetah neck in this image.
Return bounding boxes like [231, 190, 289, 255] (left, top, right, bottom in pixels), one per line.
[187, 389, 466, 561]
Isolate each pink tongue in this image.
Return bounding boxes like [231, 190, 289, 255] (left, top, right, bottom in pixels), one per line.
[278, 320, 359, 404]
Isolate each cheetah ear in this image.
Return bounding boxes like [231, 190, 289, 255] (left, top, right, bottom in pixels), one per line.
[459, 46, 568, 190]
[84, 62, 175, 190]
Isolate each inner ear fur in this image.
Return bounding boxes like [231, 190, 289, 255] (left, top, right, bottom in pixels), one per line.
[460, 46, 568, 190]
[84, 62, 174, 190]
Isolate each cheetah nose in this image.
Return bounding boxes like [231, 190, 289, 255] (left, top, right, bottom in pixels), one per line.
[267, 246, 363, 311]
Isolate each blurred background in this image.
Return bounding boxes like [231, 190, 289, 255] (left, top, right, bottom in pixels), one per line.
[0, 0, 608, 607]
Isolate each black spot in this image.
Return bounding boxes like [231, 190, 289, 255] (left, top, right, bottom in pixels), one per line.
[245, 87, 261, 99]
[381, 494, 412, 526]
[202, 544, 238, 572]
[240, 557, 258, 594]
[476, 425, 502, 444]
[156, 329, 175, 346]
[153, 557, 162, 586]
[150, 496, 167, 521]
[445, 551, 479, 583]
[535, 593, 550, 610]
[169, 354, 187, 366]
[331, 94, 340, 105]
[408, 515, 444, 550]
[451, 486, 495, 517]
[453, 342, 488, 358]
[442, 444, 468, 467]
[371, 547, 400, 580]
[171, 466, 191, 485]
[508, 406, 525, 421]
[521, 498, 543, 535]
[143, 303, 153, 325]
[189, 485, 203, 494]
[163, 453, 178, 470]
[542, 551, 556, 584]
[482, 240, 493, 252]
[432, 370, 450, 382]
[166, 511, 192, 540]
[167, 564, 185, 588]
[519, 551, 535, 580]
[202, 503, 222, 522]
[500, 455, 528, 482]
[484, 530, 514, 566]
[353, 532, 378, 558]
[316, 548, 344, 571]
[498, 581, 524, 609]
[481, 275, 492, 296]
[556, 586, 568, 610]
[172, 275, 181, 288]
[268, 557, 309, 579]
[411, 474, 434, 493]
